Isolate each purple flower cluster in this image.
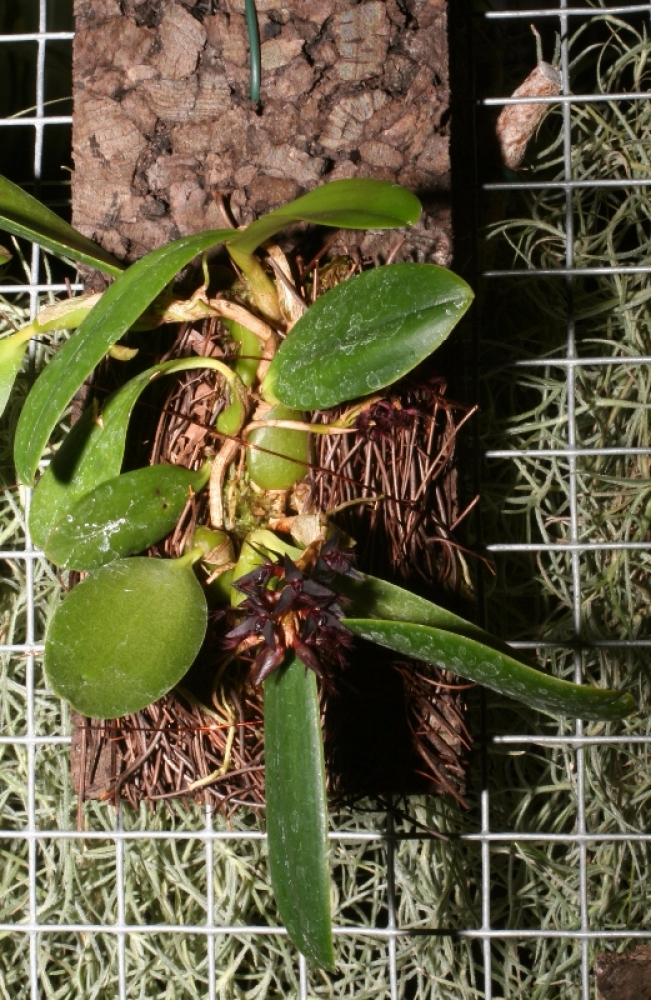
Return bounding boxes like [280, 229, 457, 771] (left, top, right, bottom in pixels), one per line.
[355, 398, 420, 441]
[225, 539, 359, 685]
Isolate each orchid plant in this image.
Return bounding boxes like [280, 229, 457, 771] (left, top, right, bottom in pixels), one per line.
[0, 174, 634, 970]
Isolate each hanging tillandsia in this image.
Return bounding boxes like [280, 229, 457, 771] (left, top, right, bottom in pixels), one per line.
[0, 173, 635, 971]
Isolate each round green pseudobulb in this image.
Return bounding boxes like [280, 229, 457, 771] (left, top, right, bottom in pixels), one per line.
[223, 317, 261, 388]
[187, 526, 235, 605]
[44, 556, 207, 719]
[216, 391, 246, 438]
[246, 404, 310, 491]
[189, 525, 234, 566]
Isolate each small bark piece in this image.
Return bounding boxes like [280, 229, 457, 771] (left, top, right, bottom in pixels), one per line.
[496, 62, 562, 170]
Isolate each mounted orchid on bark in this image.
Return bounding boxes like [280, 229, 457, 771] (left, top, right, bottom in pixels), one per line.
[0, 174, 634, 971]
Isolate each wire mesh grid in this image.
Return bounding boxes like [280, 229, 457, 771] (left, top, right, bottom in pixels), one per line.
[0, 0, 650, 997]
[465, 3, 651, 998]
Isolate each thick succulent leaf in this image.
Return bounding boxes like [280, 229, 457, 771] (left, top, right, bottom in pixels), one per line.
[228, 179, 421, 255]
[264, 653, 334, 971]
[263, 264, 474, 410]
[0, 174, 124, 276]
[343, 619, 635, 722]
[14, 228, 233, 485]
[44, 556, 207, 718]
[0, 326, 33, 419]
[44, 463, 210, 570]
[29, 356, 233, 550]
[337, 572, 523, 660]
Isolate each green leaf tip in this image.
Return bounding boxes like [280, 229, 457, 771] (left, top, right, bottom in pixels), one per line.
[0, 325, 34, 420]
[229, 178, 421, 256]
[343, 618, 635, 722]
[0, 173, 124, 276]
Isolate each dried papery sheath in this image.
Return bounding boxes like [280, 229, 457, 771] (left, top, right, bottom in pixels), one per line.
[496, 62, 562, 170]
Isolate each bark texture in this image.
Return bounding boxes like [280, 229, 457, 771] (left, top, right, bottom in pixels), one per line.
[72, 0, 452, 265]
[595, 947, 651, 1000]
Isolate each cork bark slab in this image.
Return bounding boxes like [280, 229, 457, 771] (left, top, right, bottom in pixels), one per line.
[72, 0, 452, 266]
[595, 948, 651, 1000]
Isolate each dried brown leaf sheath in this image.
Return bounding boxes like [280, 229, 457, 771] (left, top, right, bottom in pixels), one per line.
[496, 62, 562, 170]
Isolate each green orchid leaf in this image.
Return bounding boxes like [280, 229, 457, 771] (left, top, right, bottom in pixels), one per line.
[44, 462, 210, 570]
[263, 264, 474, 410]
[14, 227, 234, 486]
[264, 652, 335, 971]
[0, 174, 124, 276]
[337, 572, 524, 661]
[0, 326, 33, 419]
[228, 179, 421, 256]
[29, 356, 236, 550]
[343, 619, 635, 722]
[45, 554, 207, 718]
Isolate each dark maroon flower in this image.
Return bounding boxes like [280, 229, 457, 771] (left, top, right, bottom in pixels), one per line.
[355, 398, 420, 442]
[225, 542, 357, 686]
[314, 536, 363, 582]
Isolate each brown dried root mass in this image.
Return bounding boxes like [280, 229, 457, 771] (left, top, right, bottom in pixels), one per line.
[72, 316, 474, 814]
[308, 378, 477, 593]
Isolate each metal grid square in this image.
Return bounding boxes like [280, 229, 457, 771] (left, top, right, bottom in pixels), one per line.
[0, 1, 649, 997]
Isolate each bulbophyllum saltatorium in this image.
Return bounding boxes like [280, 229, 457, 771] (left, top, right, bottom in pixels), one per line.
[0, 174, 635, 971]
